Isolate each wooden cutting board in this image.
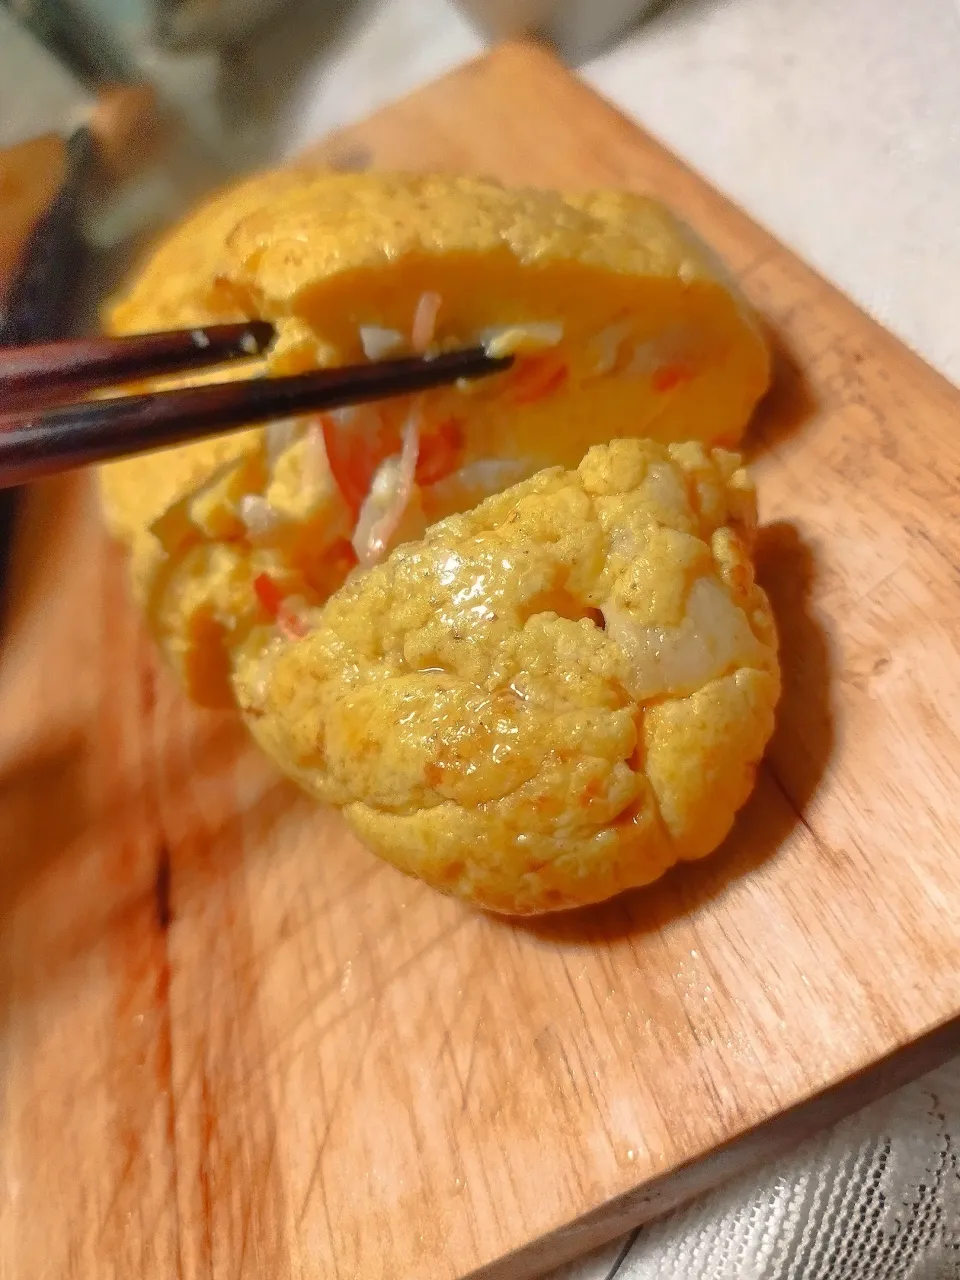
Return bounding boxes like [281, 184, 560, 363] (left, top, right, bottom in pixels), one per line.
[3, 41, 960, 1280]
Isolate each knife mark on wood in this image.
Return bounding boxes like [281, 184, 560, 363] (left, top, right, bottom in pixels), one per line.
[296, 992, 384, 1232]
[242, 914, 471, 1096]
[460, 1010, 484, 1115]
[765, 765, 825, 855]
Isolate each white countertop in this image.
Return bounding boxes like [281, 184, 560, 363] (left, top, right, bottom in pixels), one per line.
[275, 0, 960, 388]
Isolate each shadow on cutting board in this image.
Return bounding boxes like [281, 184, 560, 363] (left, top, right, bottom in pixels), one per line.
[505, 520, 835, 947]
[745, 322, 821, 459]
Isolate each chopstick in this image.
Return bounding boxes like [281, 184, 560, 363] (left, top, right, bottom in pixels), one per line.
[0, 346, 512, 489]
[0, 321, 276, 404]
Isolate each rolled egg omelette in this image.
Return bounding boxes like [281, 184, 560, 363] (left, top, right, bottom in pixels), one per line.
[100, 169, 780, 914]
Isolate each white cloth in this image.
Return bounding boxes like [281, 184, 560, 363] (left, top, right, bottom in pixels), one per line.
[608, 1063, 960, 1279]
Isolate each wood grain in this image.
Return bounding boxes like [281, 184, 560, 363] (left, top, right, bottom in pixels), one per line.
[3, 40, 960, 1280]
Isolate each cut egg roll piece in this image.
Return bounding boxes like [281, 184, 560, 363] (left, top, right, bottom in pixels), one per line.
[99, 171, 771, 707]
[232, 439, 780, 915]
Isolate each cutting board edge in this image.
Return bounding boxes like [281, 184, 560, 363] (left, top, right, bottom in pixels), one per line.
[465, 1012, 960, 1280]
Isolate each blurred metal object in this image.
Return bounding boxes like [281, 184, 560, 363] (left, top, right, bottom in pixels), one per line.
[455, 0, 661, 61]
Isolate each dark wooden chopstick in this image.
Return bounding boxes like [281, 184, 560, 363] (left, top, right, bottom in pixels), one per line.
[0, 321, 276, 403]
[0, 346, 512, 489]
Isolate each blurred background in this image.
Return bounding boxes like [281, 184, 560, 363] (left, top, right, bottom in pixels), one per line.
[1, 0, 959, 375]
[0, 0, 665, 342]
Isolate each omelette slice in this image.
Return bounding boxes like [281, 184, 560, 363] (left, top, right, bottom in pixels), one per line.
[232, 439, 780, 915]
[99, 170, 770, 706]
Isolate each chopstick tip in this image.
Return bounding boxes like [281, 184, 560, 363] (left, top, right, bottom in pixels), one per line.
[244, 319, 276, 355]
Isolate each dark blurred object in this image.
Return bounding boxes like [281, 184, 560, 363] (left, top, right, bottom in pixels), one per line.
[0, 134, 67, 304]
[0, 127, 93, 347]
[0, 123, 95, 615]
